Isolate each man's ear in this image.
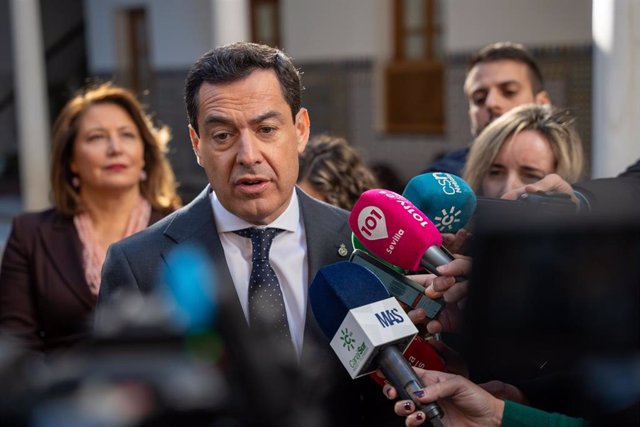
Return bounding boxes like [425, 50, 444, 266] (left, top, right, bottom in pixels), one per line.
[188, 125, 203, 166]
[535, 90, 551, 105]
[294, 108, 310, 154]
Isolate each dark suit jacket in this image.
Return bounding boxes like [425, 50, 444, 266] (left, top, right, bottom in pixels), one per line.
[619, 158, 640, 178]
[423, 146, 469, 177]
[96, 187, 399, 427]
[570, 158, 640, 214]
[0, 208, 165, 355]
[573, 175, 640, 215]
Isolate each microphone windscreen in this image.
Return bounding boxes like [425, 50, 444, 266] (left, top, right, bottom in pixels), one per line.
[403, 172, 477, 233]
[309, 261, 391, 339]
[349, 189, 442, 271]
[163, 244, 217, 332]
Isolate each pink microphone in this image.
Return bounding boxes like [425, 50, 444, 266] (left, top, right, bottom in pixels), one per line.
[349, 189, 456, 274]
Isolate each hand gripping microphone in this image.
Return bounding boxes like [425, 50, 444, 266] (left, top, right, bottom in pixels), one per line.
[309, 261, 444, 426]
[349, 189, 460, 276]
[402, 172, 477, 233]
[368, 335, 445, 388]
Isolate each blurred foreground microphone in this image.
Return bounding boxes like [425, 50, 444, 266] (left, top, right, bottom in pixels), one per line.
[93, 244, 219, 340]
[403, 172, 477, 233]
[164, 245, 306, 427]
[40, 244, 229, 427]
[310, 262, 444, 426]
[163, 244, 218, 333]
[349, 189, 457, 275]
[161, 245, 224, 362]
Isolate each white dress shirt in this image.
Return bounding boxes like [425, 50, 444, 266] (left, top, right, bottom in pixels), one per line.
[209, 190, 308, 357]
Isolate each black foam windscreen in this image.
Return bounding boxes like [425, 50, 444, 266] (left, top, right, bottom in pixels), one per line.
[309, 261, 390, 339]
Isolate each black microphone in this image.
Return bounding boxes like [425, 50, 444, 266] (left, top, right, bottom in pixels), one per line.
[309, 261, 444, 426]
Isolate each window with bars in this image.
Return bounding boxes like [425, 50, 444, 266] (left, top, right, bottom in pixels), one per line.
[385, 0, 444, 134]
[118, 8, 151, 95]
[250, 0, 281, 48]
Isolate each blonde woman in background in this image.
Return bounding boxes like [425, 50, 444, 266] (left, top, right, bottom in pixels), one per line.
[464, 104, 584, 198]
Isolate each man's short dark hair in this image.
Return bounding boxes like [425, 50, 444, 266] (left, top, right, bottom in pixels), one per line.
[468, 42, 544, 94]
[185, 42, 302, 135]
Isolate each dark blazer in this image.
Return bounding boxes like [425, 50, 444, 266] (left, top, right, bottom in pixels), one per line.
[619, 158, 640, 178]
[422, 146, 470, 177]
[573, 175, 640, 215]
[96, 187, 399, 427]
[0, 208, 165, 355]
[570, 158, 640, 214]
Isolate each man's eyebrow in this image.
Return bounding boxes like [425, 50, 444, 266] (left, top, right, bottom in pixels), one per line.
[497, 80, 522, 87]
[249, 111, 284, 126]
[203, 115, 233, 127]
[471, 79, 522, 93]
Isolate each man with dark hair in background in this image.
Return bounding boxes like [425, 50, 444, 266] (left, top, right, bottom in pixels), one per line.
[425, 41, 551, 176]
[95, 42, 398, 427]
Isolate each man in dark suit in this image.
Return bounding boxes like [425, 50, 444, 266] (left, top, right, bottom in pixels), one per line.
[95, 42, 398, 427]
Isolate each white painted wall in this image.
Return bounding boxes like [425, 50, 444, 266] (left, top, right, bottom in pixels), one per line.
[211, 0, 250, 47]
[281, 0, 591, 60]
[86, 0, 592, 70]
[281, 0, 390, 61]
[445, 0, 592, 52]
[592, 0, 640, 178]
[84, 0, 213, 73]
[10, 0, 50, 210]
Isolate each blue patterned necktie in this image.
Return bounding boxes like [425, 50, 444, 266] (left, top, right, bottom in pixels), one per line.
[234, 228, 292, 345]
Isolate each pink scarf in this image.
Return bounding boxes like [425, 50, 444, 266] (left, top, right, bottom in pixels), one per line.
[74, 198, 151, 296]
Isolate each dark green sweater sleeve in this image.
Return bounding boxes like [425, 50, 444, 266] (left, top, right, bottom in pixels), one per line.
[502, 400, 585, 427]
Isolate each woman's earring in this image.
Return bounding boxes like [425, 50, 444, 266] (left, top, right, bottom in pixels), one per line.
[71, 176, 80, 188]
[140, 170, 148, 182]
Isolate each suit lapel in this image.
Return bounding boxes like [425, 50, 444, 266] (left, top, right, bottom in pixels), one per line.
[297, 188, 351, 283]
[39, 214, 95, 309]
[297, 188, 352, 363]
[160, 187, 246, 328]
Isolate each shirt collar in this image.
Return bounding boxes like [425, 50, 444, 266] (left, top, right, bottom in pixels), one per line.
[210, 189, 300, 233]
